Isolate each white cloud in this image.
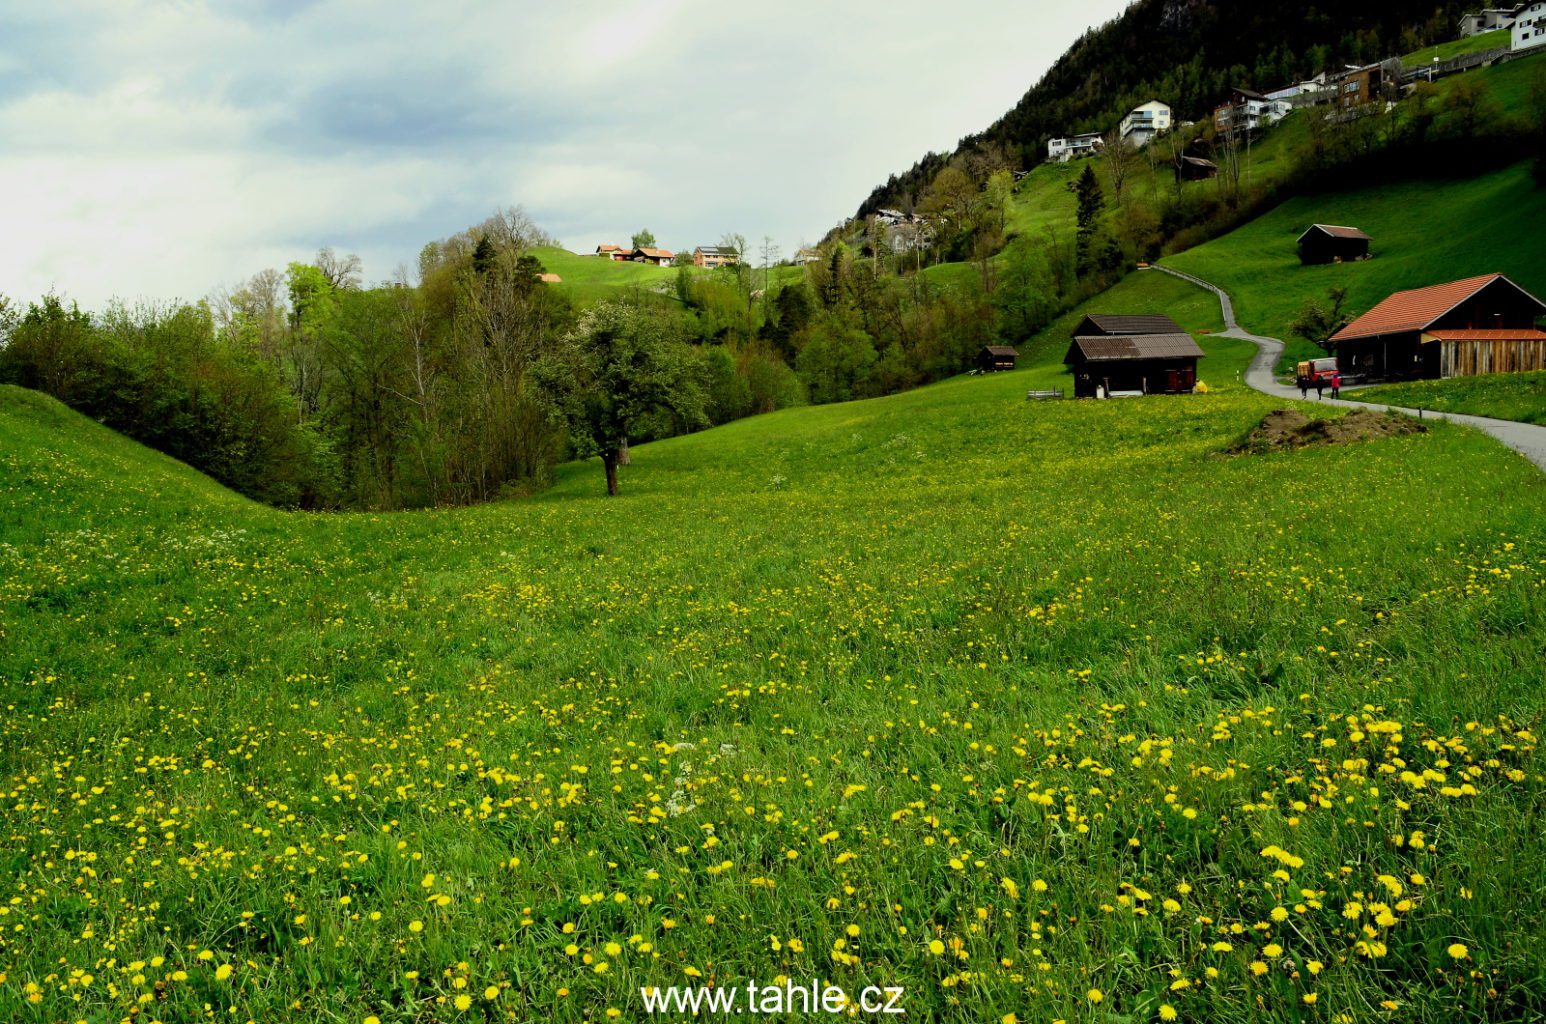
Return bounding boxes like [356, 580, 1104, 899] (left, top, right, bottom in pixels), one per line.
[0, 0, 1131, 308]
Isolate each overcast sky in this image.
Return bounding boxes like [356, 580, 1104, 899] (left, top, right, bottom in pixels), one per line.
[0, 0, 1131, 308]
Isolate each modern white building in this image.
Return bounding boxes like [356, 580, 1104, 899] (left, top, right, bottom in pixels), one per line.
[1513, 2, 1546, 49]
[1119, 100, 1172, 148]
[1214, 89, 1293, 134]
[1460, 7, 1518, 36]
[1265, 74, 1328, 103]
[1046, 132, 1104, 162]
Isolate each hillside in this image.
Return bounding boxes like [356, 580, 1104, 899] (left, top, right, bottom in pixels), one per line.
[857, 0, 1473, 217]
[529, 245, 680, 302]
[529, 246, 810, 305]
[5, 358, 1546, 1021]
[1162, 160, 1546, 369]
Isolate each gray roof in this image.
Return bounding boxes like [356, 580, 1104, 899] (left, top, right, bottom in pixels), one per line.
[1077, 313, 1187, 336]
[1066, 334, 1207, 363]
[1298, 223, 1371, 242]
[695, 246, 738, 255]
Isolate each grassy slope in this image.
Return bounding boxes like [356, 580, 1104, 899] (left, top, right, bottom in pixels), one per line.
[1162, 162, 1546, 370]
[4, 366, 1545, 1021]
[1401, 28, 1511, 68]
[1355, 369, 1546, 423]
[532, 247, 809, 305]
[529, 245, 681, 303]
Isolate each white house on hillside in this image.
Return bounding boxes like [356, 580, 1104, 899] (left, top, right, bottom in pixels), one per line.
[1266, 74, 1328, 104]
[1047, 132, 1104, 162]
[1514, 2, 1546, 49]
[1460, 7, 1518, 35]
[1119, 100, 1171, 148]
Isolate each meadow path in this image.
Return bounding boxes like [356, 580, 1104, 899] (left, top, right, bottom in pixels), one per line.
[1146, 264, 1546, 472]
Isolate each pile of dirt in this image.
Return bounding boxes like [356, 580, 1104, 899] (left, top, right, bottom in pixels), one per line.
[1232, 408, 1426, 453]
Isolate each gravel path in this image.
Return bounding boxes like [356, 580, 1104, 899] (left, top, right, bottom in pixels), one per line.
[1145, 264, 1546, 472]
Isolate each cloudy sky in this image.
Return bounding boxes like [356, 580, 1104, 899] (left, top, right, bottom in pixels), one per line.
[0, 0, 1130, 308]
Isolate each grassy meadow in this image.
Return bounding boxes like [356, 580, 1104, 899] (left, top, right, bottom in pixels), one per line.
[1162, 162, 1546, 370]
[1354, 369, 1546, 424]
[528, 247, 680, 303]
[1400, 29, 1511, 69]
[530, 247, 809, 305]
[3, 351, 1546, 1023]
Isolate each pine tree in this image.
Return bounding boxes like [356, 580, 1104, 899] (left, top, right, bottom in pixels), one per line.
[1072, 164, 1105, 275]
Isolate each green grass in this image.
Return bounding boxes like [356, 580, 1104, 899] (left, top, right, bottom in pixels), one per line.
[4, 361, 1545, 1022]
[1401, 28, 1511, 69]
[1353, 369, 1546, 423]
[1461, 45, 1546, 115]
[529, 246, 683, 303]
[532, 247, 809, 306]
[1162, 162, 1546, 370]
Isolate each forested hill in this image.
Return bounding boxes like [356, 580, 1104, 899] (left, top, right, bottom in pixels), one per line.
[856, 0, 1472, 219]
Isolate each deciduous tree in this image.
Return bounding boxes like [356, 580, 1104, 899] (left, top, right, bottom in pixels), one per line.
[531, 303, 707, 496]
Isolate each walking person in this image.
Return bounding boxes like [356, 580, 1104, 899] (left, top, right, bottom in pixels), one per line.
[1298, 374, 1309, 399]
[1330, 372, 1341, 400]
[1314, 377, 1325, 401]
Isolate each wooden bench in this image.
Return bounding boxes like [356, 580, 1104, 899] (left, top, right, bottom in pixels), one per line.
[1025, 389, 1065, 401]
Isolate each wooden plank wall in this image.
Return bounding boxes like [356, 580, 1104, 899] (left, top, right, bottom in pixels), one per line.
[1440, 340, 1546, 377]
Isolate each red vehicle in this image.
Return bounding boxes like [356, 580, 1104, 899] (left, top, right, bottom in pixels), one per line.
[1295, 357, 1338, 390]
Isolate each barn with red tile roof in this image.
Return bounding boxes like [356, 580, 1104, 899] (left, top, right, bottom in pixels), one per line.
[1330, 273, 1546, 379]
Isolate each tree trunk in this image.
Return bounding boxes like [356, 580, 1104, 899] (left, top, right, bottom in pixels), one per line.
[617, 438, 631, 465]
[603, 451, 619, 496]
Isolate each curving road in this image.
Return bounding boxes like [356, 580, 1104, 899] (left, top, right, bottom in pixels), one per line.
[1145, 264, 1546, 472]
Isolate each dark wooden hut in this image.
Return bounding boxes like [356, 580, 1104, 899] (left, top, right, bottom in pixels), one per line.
[1176, 156, 1218, 182]
[979, 346, 1018, 372]
[1297, 224, 1371, 265]
[1063, 334, 1206, 397]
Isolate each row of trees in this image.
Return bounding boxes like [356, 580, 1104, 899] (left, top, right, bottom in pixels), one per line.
[0, 200, 1005, 505]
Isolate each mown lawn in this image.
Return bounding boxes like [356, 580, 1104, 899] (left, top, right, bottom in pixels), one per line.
[1163, 162, 1546, 371]
[1354, 369, 1546, 424]
[2, 372, 1544, 1023]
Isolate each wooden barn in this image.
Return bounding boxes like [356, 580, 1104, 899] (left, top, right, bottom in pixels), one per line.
[1072, 313, 1187, 337]
[979, 345, 1018, 372]
[1330, 273, 1546, 380]
[1064, 332, 1205, 397]
[1176, 155, 1218, 182]
[1298, 224, 1371, 265]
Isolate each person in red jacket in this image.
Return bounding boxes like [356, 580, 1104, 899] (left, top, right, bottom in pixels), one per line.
[1330, 373, 1342, 399]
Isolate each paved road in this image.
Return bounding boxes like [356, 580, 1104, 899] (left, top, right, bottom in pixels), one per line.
[1146, 264, 1546, 472]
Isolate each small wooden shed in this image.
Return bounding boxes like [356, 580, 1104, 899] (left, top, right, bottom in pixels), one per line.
[1298, 224, 1371, 265]
[979, 345, 1018, 372]
[1064, 333, 1206, 397]
[1176, 155, 1218, 182]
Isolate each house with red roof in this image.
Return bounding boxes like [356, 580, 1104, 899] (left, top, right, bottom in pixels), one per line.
[630, 247, 675, 267]
[1330, 273, 1546, 379]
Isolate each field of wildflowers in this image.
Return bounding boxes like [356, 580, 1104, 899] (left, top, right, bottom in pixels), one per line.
[1, 365, 1544, 1023]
